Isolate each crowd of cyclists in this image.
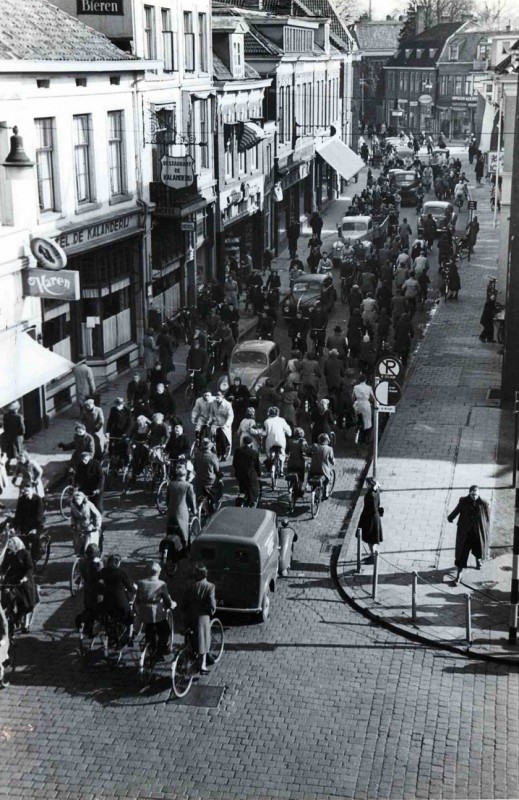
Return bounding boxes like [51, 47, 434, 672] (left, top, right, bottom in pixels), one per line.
[0, 131, 477, 687]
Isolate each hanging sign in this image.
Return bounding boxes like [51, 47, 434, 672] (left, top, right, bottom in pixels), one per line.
[30, 237, 67, 270]
[161, 154, 195, 189]
[273, 183, 283, 202]
[22, 268, 80, 301]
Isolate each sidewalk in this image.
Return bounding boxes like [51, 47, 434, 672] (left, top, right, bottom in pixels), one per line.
[335, 150, 518, 662]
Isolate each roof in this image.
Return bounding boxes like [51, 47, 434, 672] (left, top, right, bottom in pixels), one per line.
[292, 273, 330, 284]
[233, 339, 278, 353]
[0, 0, 135, 62]
[213, 54, 261, 81]
[201, 507, 277, 542]
[244, 26, 284, 56]
[292, 0, 353, 52]
[351, 20, 401, 54]
[495, 39, 519, 74]
[437, 29, 494, 63]
[388, 22, 463, 68]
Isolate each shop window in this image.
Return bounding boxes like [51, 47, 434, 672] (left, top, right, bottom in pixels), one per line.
[102, 285, 130, 319]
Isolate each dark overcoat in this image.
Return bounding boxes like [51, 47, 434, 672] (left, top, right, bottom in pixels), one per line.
[359, 487, 383, 546]
[448, 495, 490, 564]
[183, 578, 216, 655]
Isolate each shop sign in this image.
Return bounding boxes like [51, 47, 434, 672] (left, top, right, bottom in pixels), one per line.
[30, 237, 67, 270]
[77, 0, 123, 13]
[488, 151, 503, 174]
[22, 268, 80, 301]
[452, 95, 477, 104]
[274, 183, 283, 202]
[160, 154, 195, 189]
[54, 212, 140, 253]
[227, 189, 243, 206]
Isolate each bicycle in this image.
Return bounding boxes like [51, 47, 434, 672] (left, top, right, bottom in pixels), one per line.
[286, 471, 304, 515]
[269, 446, 284, 491]
[70, 527, 102, 597]
[160, 514, 202, 577]
[170, 618, 224, 699]
[198, 485, 223, 529]
[20, 530, 51, 575]
[137, 609, 174, 688]
[102, 437, 132, 492]
[308, 469, 336, 519]
[142, 446, 169, 498]
[60, 480, 76, 520]
[185, 369, 202, 411]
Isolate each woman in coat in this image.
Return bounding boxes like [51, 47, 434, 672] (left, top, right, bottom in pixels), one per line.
[359, 477, 383, 562]
[278, 385, 300, 430]
[182, 563, 216, 673]
[142, 329, 158, 378]
[310, 399, 335, 444]
[166, 466, 197, 551]
[1, 402, 25, 473]
[0, 536, 37, 632]
[255, 379, 279, 424]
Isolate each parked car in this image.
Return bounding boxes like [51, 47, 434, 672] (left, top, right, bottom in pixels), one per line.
[282, 274, 336, 322]
[190, 507, 281, 621]
[418, 200, 458, 236]
[340, 214, 388, 244]
[217, 339, 286, 397]
[392, 170, 421, 205]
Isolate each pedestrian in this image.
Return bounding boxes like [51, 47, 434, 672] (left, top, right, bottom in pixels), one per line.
[74, 359, 96, 409]
[1, 401, 25, 474]
[165, 465, 197, 552]
[287, 217, 301, 259]
[232, 436, 261, 507]
[309, 210, 323, 238]
[393, 311, 414, 366]
[182, 563, 216, 674]
[359, 477, 383, 563]
[156, 324, 176, 376]
[475, 153, 484, 184]
[224, 274, 239, 309]
[466, 216, 480, 254]
[12, 451, 44, 498]
[352, 374, 374, 444]
[81, 398, 107, 460]
[142, 328, 158, 379]
[448, 485, 490, 584]
[398, 218, 413, 250]
[479, 295, 496, 342]
[278, 385, 300, 430]
[307, 245, 321, 274]
[347, 309, 363, 361]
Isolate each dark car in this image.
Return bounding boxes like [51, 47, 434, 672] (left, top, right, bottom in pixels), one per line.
[392, 170, 421, 206]
[418, 200, 458, 236]
[282, 274, 336, 321]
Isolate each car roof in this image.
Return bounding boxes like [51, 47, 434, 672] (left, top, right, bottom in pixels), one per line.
[341, 215, 371, 223]
[424, 200, 451, 209]
[199, 507, 277, 543]
[292, 273, 328, 285]
[232, 338, 276, 354]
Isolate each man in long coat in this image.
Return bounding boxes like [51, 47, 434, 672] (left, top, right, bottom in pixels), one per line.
[448, 485, 490, 584]
[232, 436, 261, 507]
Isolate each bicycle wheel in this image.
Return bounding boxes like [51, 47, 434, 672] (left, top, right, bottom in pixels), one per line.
[156, 480, 168, 515]
[184, 384, 195, 411]
[138, 643, 155, 688]
[103, 622, 126, 669]
[171, 648, 194, 698]
[189, 515, 201, 544]
[310, 487, 321, 519]
[208, 618, 224, 665]
[121, 465, 132, 496]
[287, 479, 297, 515]
[34, 534, 51, 575]
[199, 496, 211, 528]
[70, 556, 83, 598]
[60, 485, 75, 520]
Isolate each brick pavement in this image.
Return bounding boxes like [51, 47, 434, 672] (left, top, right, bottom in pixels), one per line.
[2, 150, 519, 800]
[337, 149, 517, 661]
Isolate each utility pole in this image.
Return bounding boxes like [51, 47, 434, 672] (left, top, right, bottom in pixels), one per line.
[501, 67, 519, 403]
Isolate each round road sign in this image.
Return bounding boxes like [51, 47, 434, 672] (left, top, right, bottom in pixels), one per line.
[374, 379, 402, 407]
[375, 356, 403, 380]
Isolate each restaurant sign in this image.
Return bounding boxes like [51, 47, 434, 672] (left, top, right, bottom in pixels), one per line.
[23, 268, 81, 301]
[161, 155, 195, 189]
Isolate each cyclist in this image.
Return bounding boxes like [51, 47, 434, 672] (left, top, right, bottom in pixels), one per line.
[149, 382, 176, 422]
[126, 372, 150, 416]
[193, 438, 222, 514]
[99, 553, 136, 643]
[310, 398, 335, 444]
[263, 407, 292, 472]
[149, 413, 169, 448]
[165, 422, 192, 462]
[454, 179, 467, 207]
[285, 427, 309, 499]
[232, 436, 261, 507]
[291, 311, 309, 355]
[308, 433, 335, 500]
[13, 485, 45, 536]
[165, 465, 197, 552]
[128, 414, 152, 485]
[12, 452, 44, 498]
[299, 352, 322, 407]
[209, 391, 234, 461]
[186, 339, 209, 395]
[135, 562, 176, 657]
[225, 377, 250, 431]
[70, 490, 102, 555]
[309, 302, 327, 354]
[74, 451, 104, 512]
[106, 397, 133, 465]
[0, 536, 37, 634]
[237, 407, 263, 451]
[182, 563, 216, 674]
[58, 423, 95, 468]
[191, 390, 214, 445]
[75, 544, 103, 636]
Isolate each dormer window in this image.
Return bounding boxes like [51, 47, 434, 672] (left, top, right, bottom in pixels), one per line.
[416, 48, 423, 58]
[429, 48, 437, 59]
[231, 36, 244, 79]
[477, 42, 490, 61]
[448, 43, 458, 61]
[405, 49, 412, 59]
[284, 27, 314, 52]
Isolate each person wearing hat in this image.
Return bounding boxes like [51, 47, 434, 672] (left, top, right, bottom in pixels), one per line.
[165, 464, 197, 552]
[359, 477, 383, 563]
[182, 563, 216, 674]
[126, 371, 150, 416]
[0, 535, 37, 633]
[81, 398, 106, 460]
[106, 398, 133, 464]
[232, 435, 262, 507]
[73, 359, 96, 409]
[58, 423, 95, 469]
[308, 433, 335, 499]
[325, 326, 348, 362]
[448, 485, 490, 585]
[193, 438, 222, 513]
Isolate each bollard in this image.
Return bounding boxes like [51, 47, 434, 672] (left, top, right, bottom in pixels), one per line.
[412, 571, 418, 621]
[465, 593, 472, 645]
[356, 528, 362, 573]
[372, 548, 379, 600]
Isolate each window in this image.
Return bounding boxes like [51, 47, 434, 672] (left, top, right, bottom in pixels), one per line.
[238, 148, 245, 174]
[161, 8, 176, 71]
[448, 43, 458, 61]
[454, 76, 462, 95]
[35, 118, 57, 212]
[108, 111, 126, 196]
[250, 143, 258, 171]
[224, 126, 235, 178]
[144, 6, 156, 60]
[198, 12, 208, 72]
[464, 76, 473, 95]
[233, 40, 242, 74]
[184, 11, 195, 72]
[477, 42, 490, 61]
[199, 100, 209, 169]
[284, 27, 313, 52]
[73, 114, 93, 204]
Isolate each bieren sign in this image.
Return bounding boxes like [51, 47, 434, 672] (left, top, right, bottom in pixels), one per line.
[77, 0, 123, 14]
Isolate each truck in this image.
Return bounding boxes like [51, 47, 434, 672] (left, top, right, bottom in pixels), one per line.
[340, 214, 389, 245]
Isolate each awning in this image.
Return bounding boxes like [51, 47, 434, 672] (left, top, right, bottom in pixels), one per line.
[0, 330, 74, 407]
[238, 122, 265, 153]
[316, 137, 365, 182]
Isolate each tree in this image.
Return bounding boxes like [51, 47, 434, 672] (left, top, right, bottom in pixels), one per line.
[399, 0, 475, 42]
[333, 0, 362, 27]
